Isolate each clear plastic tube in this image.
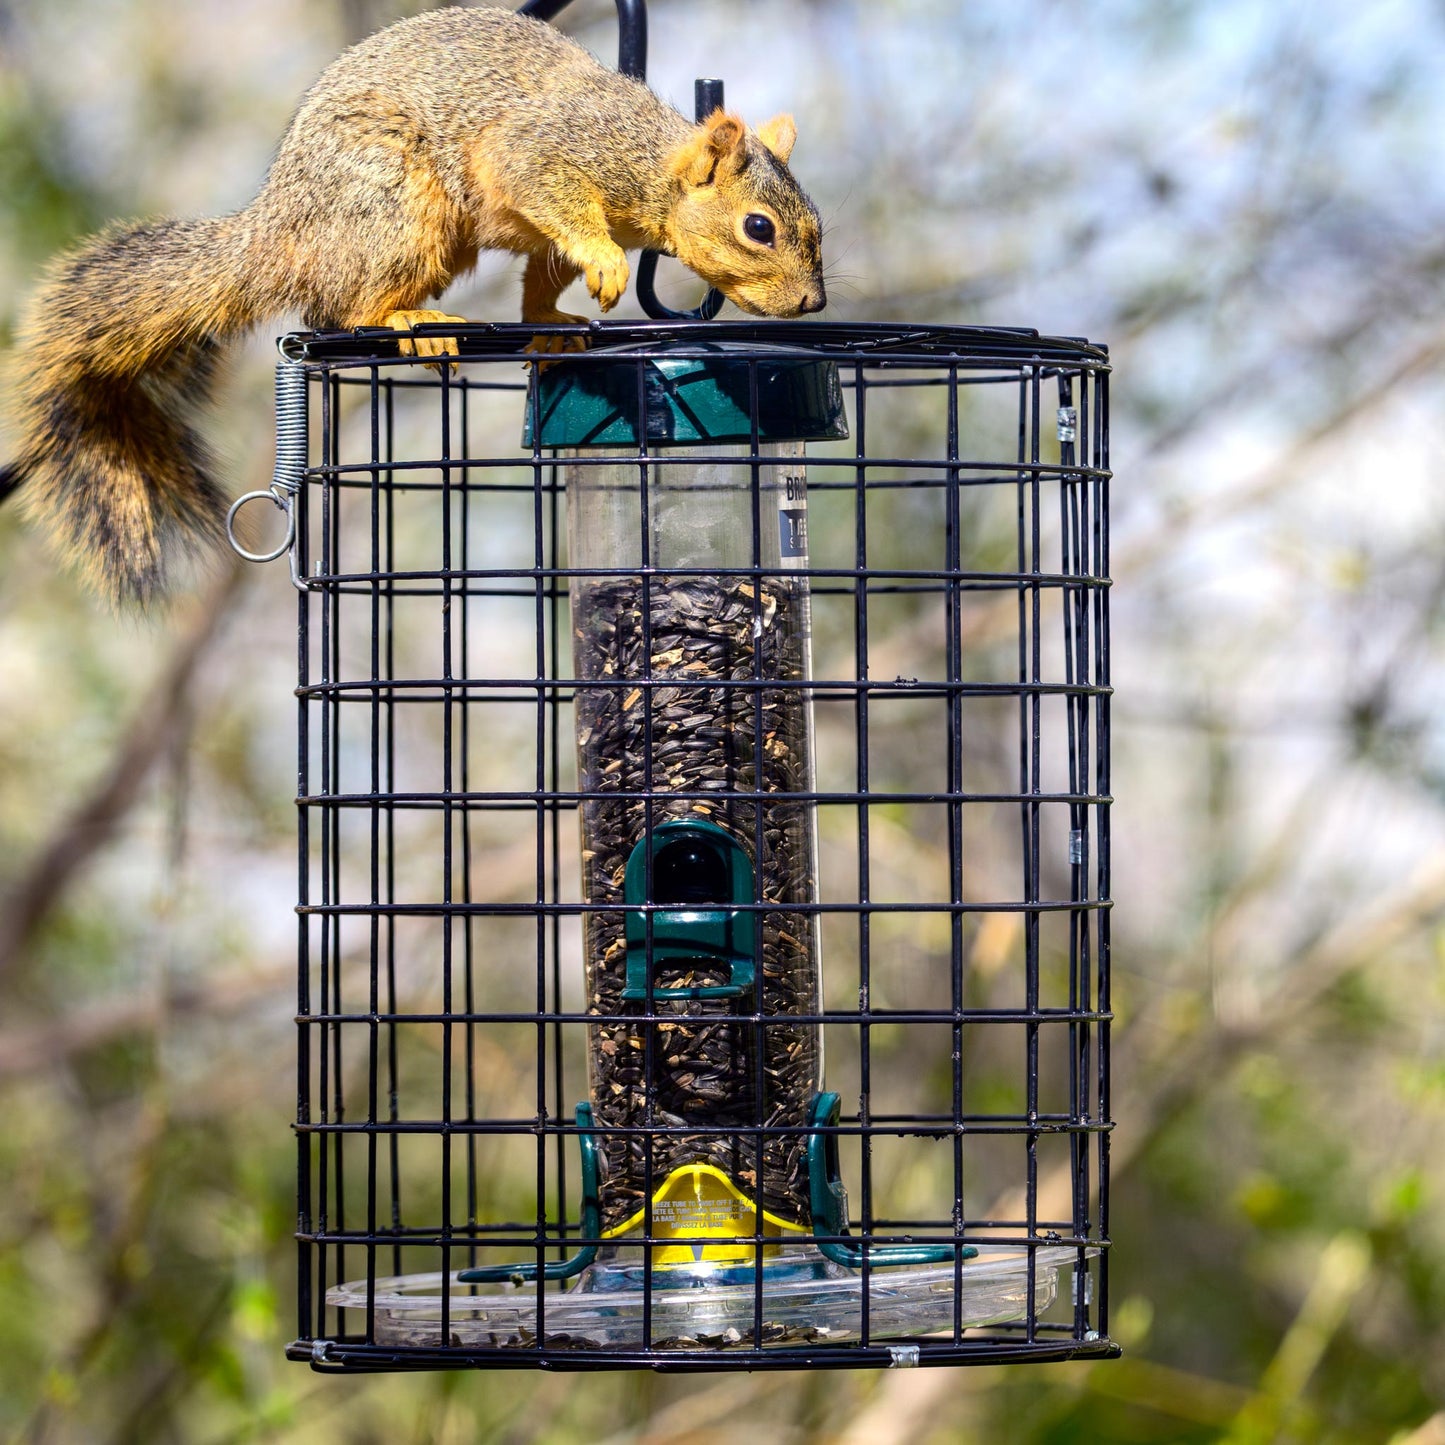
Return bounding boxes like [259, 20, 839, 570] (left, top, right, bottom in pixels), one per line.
[567, 443, 823, 1244]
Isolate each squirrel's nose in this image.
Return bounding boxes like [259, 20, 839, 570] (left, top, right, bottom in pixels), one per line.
[798, 287, 826, 315]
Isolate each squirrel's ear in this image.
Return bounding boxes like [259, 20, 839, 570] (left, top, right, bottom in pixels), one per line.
[670, 109, 748, 188]
[756, 114, 797, 165]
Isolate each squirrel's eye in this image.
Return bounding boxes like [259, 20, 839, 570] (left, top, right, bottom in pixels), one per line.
[743, 213, 776, 246]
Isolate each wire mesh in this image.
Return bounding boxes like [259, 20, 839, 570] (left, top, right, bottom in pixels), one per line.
[275, 319, 1114, 1372]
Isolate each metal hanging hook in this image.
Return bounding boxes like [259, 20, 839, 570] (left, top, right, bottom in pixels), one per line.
[519, 0, 647, 76]
[516, 0, 726, 321]
[636, 78, 728, 322]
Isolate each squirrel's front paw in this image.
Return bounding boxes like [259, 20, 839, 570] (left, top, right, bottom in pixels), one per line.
[383, 309, 468, 367]
[582, 248, 629, 313]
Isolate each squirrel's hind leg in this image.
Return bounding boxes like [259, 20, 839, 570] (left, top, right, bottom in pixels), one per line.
[521, 252, 589, 355]
[268, 110, 475, 363]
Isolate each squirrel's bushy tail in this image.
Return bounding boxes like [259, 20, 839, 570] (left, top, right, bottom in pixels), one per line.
[8, 215, 262, 608]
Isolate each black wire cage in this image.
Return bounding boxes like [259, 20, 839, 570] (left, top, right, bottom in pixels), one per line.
[236, 317, 1113, 1373]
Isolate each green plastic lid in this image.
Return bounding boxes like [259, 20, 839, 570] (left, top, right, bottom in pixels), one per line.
[523, 344, 849, 448]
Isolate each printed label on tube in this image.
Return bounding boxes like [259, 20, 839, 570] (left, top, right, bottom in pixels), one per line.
[779, 466, 808, 568]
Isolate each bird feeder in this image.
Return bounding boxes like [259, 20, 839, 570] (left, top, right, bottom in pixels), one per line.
[226, 0, 1115, 1376]
[235, 316, 1113, 1371]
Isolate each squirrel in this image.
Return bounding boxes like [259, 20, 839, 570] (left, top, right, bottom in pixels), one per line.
[1, 6, 826, 608]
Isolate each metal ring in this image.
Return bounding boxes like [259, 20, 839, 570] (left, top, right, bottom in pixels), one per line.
[226, 485, 296, 564]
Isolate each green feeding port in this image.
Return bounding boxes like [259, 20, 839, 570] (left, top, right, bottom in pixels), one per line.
[455, 1101, 603, 1285]
[623, 819, 757, 1001]
[523, 343, 848, 448]
[806, 1092, 970, 1269]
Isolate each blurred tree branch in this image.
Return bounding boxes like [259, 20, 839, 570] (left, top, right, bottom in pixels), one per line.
[0, 561, 246, 989]
[0, 957, 287, 1082]
[1120, 325, 1445, 583]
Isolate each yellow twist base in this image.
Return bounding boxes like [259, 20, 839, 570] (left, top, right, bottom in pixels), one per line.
[602, 1163, 807, 1267]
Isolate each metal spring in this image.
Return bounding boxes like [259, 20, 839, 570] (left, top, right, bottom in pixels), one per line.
[227, 357, 308, 580]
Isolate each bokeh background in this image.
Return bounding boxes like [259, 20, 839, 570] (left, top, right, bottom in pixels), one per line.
[3, 0, 1445, 1440]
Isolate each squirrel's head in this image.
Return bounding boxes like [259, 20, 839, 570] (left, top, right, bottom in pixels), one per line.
[666, 111, 826, 319]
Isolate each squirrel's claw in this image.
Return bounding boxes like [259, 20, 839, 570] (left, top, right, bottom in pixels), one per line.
[383, 309, 468, 372]
[579, 246, 629, 313]
[522, 308, 589, 360]
[524, 332, 588, 358]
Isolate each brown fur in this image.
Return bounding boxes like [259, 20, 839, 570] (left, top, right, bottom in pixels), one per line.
[6, 7, 825, 607]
